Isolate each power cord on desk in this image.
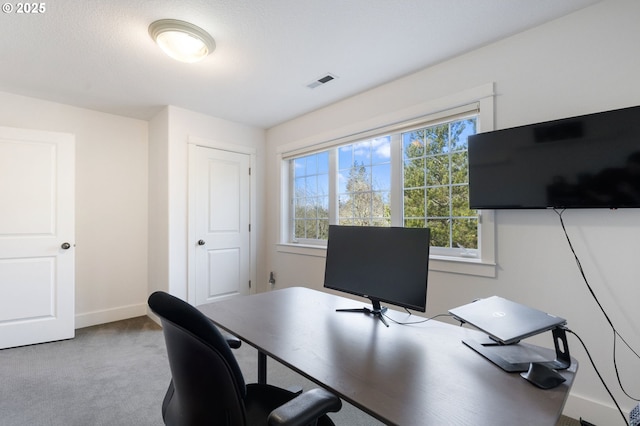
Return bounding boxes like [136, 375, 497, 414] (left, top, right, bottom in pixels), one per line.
[566, 327, 629, 426]
[554, 208, 640, 402]
[382, 309, 453, 325]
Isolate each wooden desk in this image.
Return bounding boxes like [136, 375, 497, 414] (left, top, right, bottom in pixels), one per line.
[198, 287, 577, 426]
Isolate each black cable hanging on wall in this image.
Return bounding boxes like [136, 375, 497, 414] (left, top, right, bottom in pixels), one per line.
[554, 208, 640, 423]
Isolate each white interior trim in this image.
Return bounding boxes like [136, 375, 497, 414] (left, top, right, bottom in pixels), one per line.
[188, 135, 257, 154]
[75, 304, 147, 329]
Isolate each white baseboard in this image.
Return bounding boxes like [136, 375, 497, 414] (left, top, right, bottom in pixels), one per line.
[75, 303, 148, 329]
[146, 308, 161, 327]
[564, 392, 629, 425]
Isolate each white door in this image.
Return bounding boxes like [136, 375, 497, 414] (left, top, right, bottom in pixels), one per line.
[0, 126, 75, 349]
[190, 146, 251, 305]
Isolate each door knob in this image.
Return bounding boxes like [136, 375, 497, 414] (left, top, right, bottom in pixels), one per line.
[61, 242, 71, 250]
[197, 239, 206, 246]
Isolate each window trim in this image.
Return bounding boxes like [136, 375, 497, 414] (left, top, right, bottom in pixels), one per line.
[277, 83, 496, 277]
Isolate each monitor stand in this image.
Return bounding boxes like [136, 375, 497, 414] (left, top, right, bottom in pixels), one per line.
[462, 326, 571, 372]
[336, 299, 389, 327]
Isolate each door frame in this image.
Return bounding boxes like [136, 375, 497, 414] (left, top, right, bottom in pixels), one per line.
[187, 136, 257, 305]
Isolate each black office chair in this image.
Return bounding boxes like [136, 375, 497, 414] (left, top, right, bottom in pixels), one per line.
[148, 291, 342, 426]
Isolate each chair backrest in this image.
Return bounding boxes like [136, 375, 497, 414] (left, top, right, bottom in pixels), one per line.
[148, 291, 247, 426]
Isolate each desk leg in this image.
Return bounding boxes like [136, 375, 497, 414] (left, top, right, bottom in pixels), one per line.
[258, 351, 267, 384]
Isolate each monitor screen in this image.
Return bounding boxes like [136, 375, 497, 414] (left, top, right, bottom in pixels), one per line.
[323, 225, 430, 312]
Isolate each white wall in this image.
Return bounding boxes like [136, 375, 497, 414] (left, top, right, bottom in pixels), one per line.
[0, 93, 266, 328]
[148, 107, 169, 300]
[148, 106, 266, 301]
[0, 91, 149, 327]
[265, 1, 640, 424]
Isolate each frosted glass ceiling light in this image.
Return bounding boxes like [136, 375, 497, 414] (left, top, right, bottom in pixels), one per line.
[149, 19, 215, 63]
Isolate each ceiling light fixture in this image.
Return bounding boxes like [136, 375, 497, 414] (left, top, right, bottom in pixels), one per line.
[149, 19, 216, 63]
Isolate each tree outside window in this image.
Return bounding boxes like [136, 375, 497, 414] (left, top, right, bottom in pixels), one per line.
[402, 117, 477, 250]
[338, 137, 391, 227]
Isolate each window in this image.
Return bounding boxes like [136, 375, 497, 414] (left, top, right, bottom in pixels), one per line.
[291, 152, 329, 240]
[289, 114, 478, 256]
[279, 84, 496, 276]
[402, 117, 478, 255]
[338, 137, 391, 227]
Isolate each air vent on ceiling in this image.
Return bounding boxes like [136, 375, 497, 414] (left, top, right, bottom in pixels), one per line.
[306, 73, 338, 89]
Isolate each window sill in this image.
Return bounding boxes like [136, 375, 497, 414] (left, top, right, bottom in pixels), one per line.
[429, 255, 496, 278]
[276, 243, 496, 277]
[277, 243, 327, 257]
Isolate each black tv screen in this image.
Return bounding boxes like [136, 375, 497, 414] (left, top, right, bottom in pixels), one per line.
[468, 105, 640, 209]
[323, 225, 430, 312]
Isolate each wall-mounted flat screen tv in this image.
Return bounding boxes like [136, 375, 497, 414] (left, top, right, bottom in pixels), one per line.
[468, 105, 640, 209]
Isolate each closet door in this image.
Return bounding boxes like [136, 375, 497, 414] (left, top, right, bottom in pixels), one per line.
[190, 145, 251, 305]
[0, 126, 75, 349]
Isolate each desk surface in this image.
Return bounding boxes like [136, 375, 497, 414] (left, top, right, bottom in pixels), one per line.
[198, 287, 577, 426]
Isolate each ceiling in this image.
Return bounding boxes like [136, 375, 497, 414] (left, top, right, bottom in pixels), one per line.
[0, 0, 599, 129]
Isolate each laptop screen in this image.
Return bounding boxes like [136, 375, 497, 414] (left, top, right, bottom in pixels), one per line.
[448, 296, 566, 344]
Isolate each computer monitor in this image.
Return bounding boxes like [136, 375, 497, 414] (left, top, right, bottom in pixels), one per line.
[323, 225, 430, 326]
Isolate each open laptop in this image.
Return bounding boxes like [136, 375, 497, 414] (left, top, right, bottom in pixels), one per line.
[448, 296, 566, 345]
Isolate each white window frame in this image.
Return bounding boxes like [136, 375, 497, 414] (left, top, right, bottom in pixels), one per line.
[276, 84, 496, 277]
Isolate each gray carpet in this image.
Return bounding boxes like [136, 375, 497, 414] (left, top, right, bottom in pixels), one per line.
[0, 316, 582, 425]
[0, 317, 169, 425]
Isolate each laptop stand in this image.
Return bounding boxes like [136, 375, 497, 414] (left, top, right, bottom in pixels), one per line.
[462, 326, 571, 372]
